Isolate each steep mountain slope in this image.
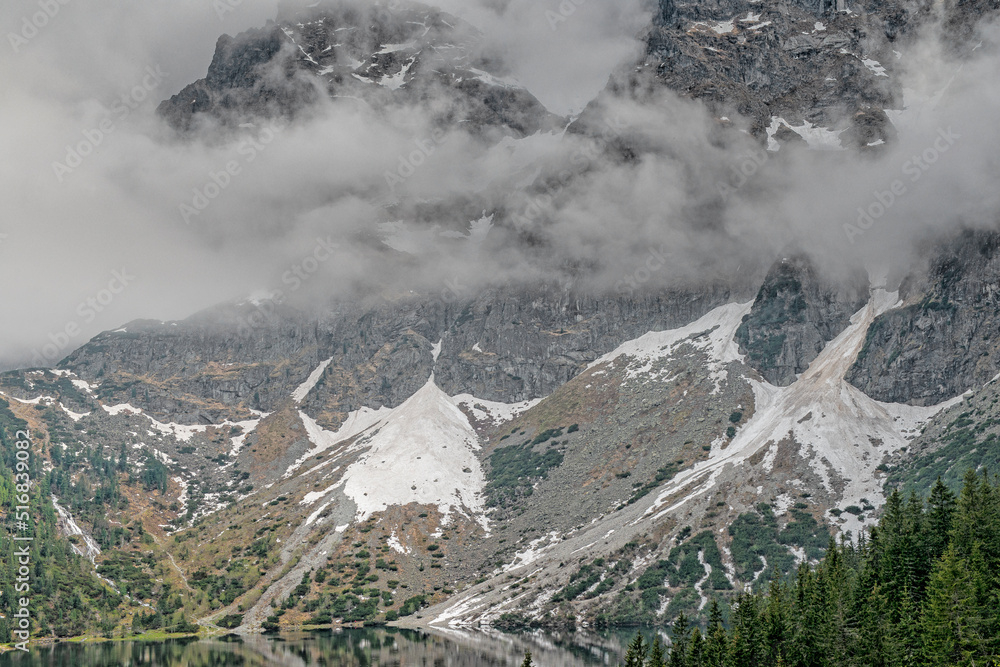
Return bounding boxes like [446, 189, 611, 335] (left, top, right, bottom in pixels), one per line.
[4, 0, 1000, 643]
[60, 285, 742, 420]
[735, 256, 869, 386]
[415, 282, 959, 629]
[4, 265, 972, 635]
[158, 1, 560, 139]
[607, 0, 980, 148]
[885, 371, 1000, 499]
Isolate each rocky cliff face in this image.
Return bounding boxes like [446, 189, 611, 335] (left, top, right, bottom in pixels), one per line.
[14, 0, 1000, 640]
[158, 2, 561, 138]
[735, 256, 869, 386]
[636, 0, 911, 142]
[584, 0, 998, 150]
[15, 230, 994, 633]
[848, 230, 1000, 405]
[61, 283, 745, 426]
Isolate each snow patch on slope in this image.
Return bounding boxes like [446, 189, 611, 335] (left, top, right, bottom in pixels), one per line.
[288, 406, 391, 477]
[862, 58, 888, 77]
[766, 117, 846, 151]
[292, 357, 333, 403]
[8, 395, 55, 406]
[501, 531, 561, 573]
[451, 395, 541, 426]
[388, 531, 410, 554]
[227, 418, 264, 456]
[300, 480, 343, 506]
[290, 380, 528, 526]
[59, 402, 90, 422]
[146, 417, 207, 443]
[102, 403, 262, 450]
[590, 301, 753, 392]
[103, 403, 142, 416]
[52, 496, 101, 563]
[340, 375, 488, 529]
[641, 289, 961, 535]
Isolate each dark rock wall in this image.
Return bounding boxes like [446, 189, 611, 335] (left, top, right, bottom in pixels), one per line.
[735, 255, 869, 386]
[847, 230, 1000, 405]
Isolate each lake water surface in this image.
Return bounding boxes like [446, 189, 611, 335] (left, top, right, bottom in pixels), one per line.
[1, 627, 659, 666]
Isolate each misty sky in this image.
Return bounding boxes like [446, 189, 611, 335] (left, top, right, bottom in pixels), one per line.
[0, 0, 650, 368]
[1, 0, 998, 370]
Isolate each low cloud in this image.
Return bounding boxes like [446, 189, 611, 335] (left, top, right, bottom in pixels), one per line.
[0, 1, 998, 369]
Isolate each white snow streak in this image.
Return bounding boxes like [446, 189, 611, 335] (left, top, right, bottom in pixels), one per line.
[52, 496, 101, 563]
[766, 117, 846, 152]
[59, 402, 90, 422]
[451, 395, 541, 426]
[638, 290, 961, 535]
[292, 357, 333, 403]
[288, 406, 391, 478]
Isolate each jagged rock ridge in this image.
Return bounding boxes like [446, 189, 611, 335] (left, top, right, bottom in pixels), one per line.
[158, 1, 561, 138]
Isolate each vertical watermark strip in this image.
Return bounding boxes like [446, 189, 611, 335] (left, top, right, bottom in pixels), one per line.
[11, 429, 34, 651]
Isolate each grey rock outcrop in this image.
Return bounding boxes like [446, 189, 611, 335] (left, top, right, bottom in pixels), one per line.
[597, 0, 972, 149]
[847, 229, 1000, 405]
[60, 283, 747, 425]
[157, 2, 561, 138]
[735, 255, 869, 386]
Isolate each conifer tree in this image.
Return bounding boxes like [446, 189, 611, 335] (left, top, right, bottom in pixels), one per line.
[669, 614, 691, 667]
[623, 632, 648, 667]
[648, 635, 667, 667]
[763, 579, 789, 667]
[730, 593, 765, 667]
[687, 627, 705, 667]
[920, 544, 982, 666]
[925, 478, 956, 563]
[704, 598, 728, 667]
[520, 650, 534, 667]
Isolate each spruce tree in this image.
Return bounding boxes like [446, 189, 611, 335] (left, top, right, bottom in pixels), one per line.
[704, 598, 728, 667]
[648, 635, 667, 667]
[762, 579, 789, 667]
[623, 632, 648, 667]
[925, 478, 956, 562]
[730, 593, 765, 667]
[919, 544, 982, 666]
[520, 650, 534, 667]
[669, 614, 691, 667]
[687, 627, 705, 667]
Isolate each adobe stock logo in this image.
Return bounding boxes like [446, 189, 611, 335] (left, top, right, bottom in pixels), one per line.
[8, 0, 72, 53]
[31, 269, 135, 367]
[844, 127, 960, 244]
[179, 119, 286, 225]
[616, 245, 670, 294]
[384, 129, 448, 189]
[52, 66, 168, 182]
[546, 0, 589, 31]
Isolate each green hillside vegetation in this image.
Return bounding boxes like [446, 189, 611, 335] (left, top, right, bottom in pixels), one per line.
[612, 471, 1000, 667]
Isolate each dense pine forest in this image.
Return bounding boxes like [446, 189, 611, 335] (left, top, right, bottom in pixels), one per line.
[572, 471, 1000, 667]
